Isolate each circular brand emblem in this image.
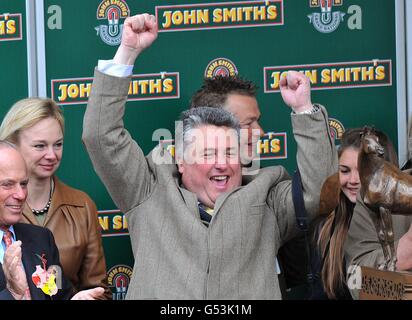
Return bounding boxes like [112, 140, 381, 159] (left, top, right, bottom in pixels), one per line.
[328, 118, 345, 143]
[204, 58, 238, 78]
[107, 264, 133, 300]
[95, 0, 130, 46]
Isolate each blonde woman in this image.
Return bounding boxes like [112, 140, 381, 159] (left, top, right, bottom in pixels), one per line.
[0, 98, 111, 299]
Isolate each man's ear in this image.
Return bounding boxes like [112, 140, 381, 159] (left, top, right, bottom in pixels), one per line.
[176, 156, 184, 174]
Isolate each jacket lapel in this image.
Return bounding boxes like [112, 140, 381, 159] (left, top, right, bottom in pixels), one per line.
[213, 186, 242, 218]
[21, 203, 40, 225]
[176, 183, 201, 220]
[43, 177, 83, 226]
[14, 224, 47, 300]
[21, 176, 84, 227]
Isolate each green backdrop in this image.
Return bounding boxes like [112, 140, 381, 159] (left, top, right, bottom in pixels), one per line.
[0, 1, 28, 109]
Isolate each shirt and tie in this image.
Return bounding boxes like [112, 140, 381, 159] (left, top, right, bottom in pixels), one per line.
[0, 225, 31, 300]
[198, 203, 214, 227]
[0, 226, 16, 264]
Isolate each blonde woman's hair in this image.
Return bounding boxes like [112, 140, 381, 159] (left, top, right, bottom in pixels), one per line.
[0, 97, 64, 144]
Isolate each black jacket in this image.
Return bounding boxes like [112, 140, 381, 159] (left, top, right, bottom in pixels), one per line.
[0, 223, 73, 300]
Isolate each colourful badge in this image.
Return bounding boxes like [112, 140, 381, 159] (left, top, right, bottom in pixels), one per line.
[31, 254, 58, 297]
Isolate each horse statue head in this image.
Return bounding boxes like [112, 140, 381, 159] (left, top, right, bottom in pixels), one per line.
[360, 127, 384, 158]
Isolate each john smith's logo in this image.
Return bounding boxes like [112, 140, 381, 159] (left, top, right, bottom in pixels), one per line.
[95, 0, 130, 46]
[107, 264, 133, 300]
[308, 0, 345, 33]
[328, 118, 345, 145]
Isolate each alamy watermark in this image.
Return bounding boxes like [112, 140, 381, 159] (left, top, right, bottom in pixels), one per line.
[152, 121, 262, 175]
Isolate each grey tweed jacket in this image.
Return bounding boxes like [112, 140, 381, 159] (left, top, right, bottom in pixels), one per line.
[82, 70, 338, 299]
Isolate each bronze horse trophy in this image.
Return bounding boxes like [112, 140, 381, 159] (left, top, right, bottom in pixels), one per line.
[358, 127, 412, 271]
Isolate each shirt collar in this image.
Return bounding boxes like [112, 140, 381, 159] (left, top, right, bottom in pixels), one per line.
[0, 225, 16, 242]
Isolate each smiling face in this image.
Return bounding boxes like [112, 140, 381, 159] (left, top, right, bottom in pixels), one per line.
[178, 125, 242, 208]
[339, 147, 361, 203]
[16, 117, 63, 180]
[0, 146, 28, 226]
[223, 94, 264, 162]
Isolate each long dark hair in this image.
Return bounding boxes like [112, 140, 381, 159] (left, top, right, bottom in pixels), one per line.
[317, 127, 397, 299]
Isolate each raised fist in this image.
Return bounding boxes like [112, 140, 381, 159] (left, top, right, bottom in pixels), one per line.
[114, 13, 158, 65]
[279, 71, 312, 113]
[121, 14, 158, 52]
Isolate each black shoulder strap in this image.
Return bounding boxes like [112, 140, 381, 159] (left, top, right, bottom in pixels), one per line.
[292, 168, 314, 297]
[292, 169, 308, 232]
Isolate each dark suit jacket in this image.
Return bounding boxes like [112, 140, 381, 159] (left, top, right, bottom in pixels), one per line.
[0, 223, 74, 300]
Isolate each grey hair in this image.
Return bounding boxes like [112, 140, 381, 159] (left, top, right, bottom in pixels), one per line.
[175, 106, 240, 161]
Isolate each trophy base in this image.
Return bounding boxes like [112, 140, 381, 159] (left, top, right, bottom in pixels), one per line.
[360, 266, 412, 300]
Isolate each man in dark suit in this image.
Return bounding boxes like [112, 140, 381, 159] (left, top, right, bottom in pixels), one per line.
[0, 141, 104, 300]
[1, 225, 73, 300]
